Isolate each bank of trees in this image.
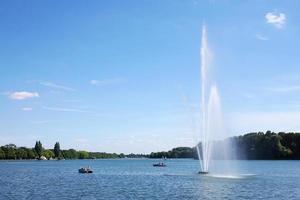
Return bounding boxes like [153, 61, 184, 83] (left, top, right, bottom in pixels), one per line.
[0, 141, 125, 160]
[61, 149, 122, 159]
[0, 142, 61, 160]
[234, 131, 300, 159]
[149, 131, 300, 160]
[0, 141, 62, 160]
[149, 147, 197, 159]
[0, 144, 36, 160]
[1, 132, 299, 160]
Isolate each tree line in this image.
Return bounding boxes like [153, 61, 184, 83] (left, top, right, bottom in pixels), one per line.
[149, 131, 300, 160]
[0, 141, 65, 160]
[149, 147, 197, 159]
[0, 141, 127, 160]
[0, 131, 299, 160]
[234, 131, 300, 159]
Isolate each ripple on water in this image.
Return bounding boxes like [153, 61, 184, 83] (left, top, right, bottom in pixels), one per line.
[0, 160, 299, 200]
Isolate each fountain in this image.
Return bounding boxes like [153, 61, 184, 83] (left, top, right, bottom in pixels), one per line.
[197, 25, 224, 174]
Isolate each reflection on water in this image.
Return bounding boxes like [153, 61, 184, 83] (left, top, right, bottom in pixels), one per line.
[206, 173, 257, 179]
[0, 159, 299, 200]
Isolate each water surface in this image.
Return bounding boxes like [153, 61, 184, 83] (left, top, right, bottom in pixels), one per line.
[0, 159, 299, 199]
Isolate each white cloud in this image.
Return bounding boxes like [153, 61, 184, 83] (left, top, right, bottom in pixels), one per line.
[265, 11, 286, 29]
[255, 34, 269, 41]
[90, 78, 125, 86]
[9, 91, 39, 100]
[42, 106, 93, 113]
[39, 81, 75, 91]
[22, 107, 33, 111]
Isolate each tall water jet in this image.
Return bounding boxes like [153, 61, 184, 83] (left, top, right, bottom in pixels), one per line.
[198, 25, 223, 174]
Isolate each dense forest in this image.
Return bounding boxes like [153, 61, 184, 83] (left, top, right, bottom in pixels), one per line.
[234, 131, 300, 159]
[149, 131, 300, 160]
[0, 131, 299, 160]
[149, 147, 197, 159]
[0, 141, 127, 160]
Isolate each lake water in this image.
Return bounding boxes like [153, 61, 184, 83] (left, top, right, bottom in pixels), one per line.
[0, 159, 299, 200]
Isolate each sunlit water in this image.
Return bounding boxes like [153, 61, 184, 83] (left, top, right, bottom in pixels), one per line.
[0, 159, 299, 200]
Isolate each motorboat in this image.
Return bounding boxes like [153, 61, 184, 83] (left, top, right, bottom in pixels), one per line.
[198, 171, 209, 174]
[78, 167, 93, 173]
[153, 162, 166, 167]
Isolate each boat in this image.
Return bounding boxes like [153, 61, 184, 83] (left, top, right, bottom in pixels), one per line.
[78, 167, 93, 173]
[153, 162, 166, 167]
[198, 171, 209, 174]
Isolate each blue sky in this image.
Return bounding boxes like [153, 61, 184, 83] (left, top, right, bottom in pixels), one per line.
[1, 0, 300, 153]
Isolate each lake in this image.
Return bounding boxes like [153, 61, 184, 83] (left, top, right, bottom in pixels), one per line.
[0, 159, 299, 199]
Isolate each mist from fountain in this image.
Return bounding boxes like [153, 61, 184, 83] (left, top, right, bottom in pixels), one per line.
[198, 25, 227, 174]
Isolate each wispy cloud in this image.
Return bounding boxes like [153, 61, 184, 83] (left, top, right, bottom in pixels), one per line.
[90, 78, 125, 86]
[255, 34, 269, 41]
[243, 93, 256, 99]
[22, 107, 33, 111]
[266, 85, 300, 93]
[31, 120, 52, 124]
[63, 99, 82, 103]
[272, 73, 300, 82]
[74, 138, 88, 144]
[265, 11, 286, 29]
[39, 81, 75, 92]
[9, 91, 39, 100]
[42, 106, 93, 113]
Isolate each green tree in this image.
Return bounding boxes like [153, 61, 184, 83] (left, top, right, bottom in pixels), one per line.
[34, 141, 43, 158]
[3, 144, 17, 159]
[78, 151, 89, 159]
[54, 142, 61, 158]
[5, 148, 16, 159]
[62, 149, 78, 159]
[119, 153, 125, 158]
[42, 149, 54, 159]
[27, 148, 36, 159]
[0, 148, 5, 159]
[16, 147, 28, 159]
